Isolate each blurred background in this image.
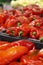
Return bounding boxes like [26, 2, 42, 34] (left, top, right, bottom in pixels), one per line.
[0, 0, 11, 3]
[0, 0, 43, 10]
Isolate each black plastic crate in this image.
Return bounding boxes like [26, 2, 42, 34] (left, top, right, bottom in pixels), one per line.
[0, 32, 43, 49]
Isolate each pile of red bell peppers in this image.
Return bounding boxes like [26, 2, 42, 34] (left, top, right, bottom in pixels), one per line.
[0, 4, 43, 41]
[0, 40, 43, 65]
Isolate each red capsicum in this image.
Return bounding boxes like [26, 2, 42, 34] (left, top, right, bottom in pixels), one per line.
[6, 27, 20, 36]
[0, 40, 35, 50]
[18, 23, 30, 37]
[4, 15, 17, 28]
[38, 49, 43, 61]
[0, 26, 5, 31]
[30, 27, 39, 39]
[34, 19, 43, 27]
[28, 15, 40, 22]
[20, 49, 43, 65]
[40, 26, 43, 30]
[17, 16, 29, 25]
[0, 46, 28, 65]
[38, 49, 43, 57]
[0, 42, 10, 50]
[11, 40, 35, 50]
[12, 9, 22, 17]
[9, 62, 25, 65]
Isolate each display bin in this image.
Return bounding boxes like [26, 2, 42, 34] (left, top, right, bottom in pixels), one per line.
[0, 32, 43, 49]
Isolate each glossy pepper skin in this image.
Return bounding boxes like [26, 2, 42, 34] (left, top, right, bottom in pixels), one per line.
[17, 16, 29, 25]
[4, 15, 17, 28]
[20, 23, 30, 32]
[20, 55, 38, 64]
[6, 27, 20, 36]
[0, 26, 5, 31]
[30, 27, 39, 39]
[12, 9, 22, 17]
[29, 19, 43, 28]
[33, 49, 43, 62]
[0, 40, 35, 50]
[18, 23, 30, 37]
[38, 49, 43, 58]
[34, 19, 43, 28]
[40, 26, 43, 30]
[0, 42, 10, 50]
[0, 14, 5, 26]
[18, 30, 27, 37]
[0, 41, 9, 45]
[0, 4, 43, 40]
[0, 46, 28, 65]
[23, 4, 42, 15]
[9, 62, 25, 65]
[11, 40, 35, 50]
[20, 49, 43, 65]
[28, 15, 40, 22]
[23, 10, 32, 17]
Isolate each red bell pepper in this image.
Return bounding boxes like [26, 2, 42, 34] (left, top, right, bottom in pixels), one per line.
[34, 19, 43, 27]
[31, 5, 42, 15]
[38, 49, 43, 57]
[30, 27, 39, 39]
[0, 46, 28, 65]
[38, 49, 43, 61]
[4, 15, 17, 28]
[12, 9, 22, 17]
[6, 27, 20, 36]
[29, 19, 43, 28]
[11, 40, 35, 50]
[0, 26, 5, 31]
[0, 40, 35, 50]
[28, 15, 40, 22]
[17, 16, 29, 25]
[0, 42, 10, 50]
[0, 41, 10, 45]
[23, 10, 32, 17]
[0, 14, 5, 26]
[9, 62, 25, 65]
[40, 26, 43, 30]
[18, 23, 30, 37]
[20, 49, 43, 65]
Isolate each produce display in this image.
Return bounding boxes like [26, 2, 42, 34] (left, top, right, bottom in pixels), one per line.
[11, 0, 36, 7]
[10, 0, 43, 7]
[0, 4, 43, 41]
[0, 0, 43, 65]
[0, 40, 43, 65]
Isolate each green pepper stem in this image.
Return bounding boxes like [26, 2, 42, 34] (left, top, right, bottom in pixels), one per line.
[36, 23, 40, 27]
[19, 30, 23, 36]
[17, 22, 21, 27]
[39, 37, 43, 42]
[32, 32, 36, 36]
